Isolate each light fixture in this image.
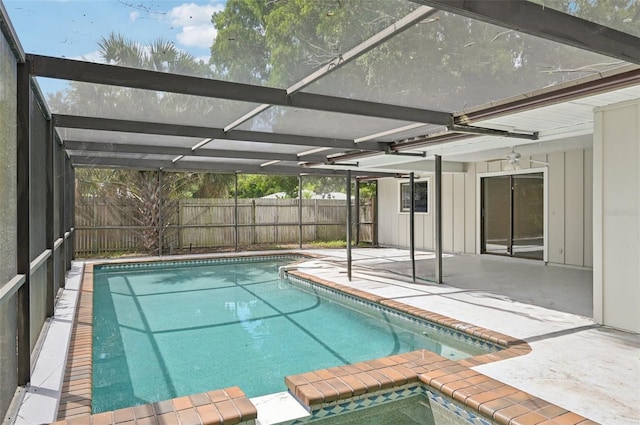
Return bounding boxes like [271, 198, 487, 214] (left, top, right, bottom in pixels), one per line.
[503, 161, 521, 171]
[502, 150, 521, 171]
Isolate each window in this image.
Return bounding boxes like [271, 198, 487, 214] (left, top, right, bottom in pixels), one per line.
[400, 180, 429, 213]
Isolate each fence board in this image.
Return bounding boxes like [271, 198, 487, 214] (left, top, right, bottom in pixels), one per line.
[75, 197, 375, 254]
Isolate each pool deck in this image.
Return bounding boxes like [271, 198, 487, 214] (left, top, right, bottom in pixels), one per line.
[298, 248, 640, 425]
[12, 248, 640, 425]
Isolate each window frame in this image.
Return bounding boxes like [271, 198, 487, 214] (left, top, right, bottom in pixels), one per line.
[399, 178, 430, 214]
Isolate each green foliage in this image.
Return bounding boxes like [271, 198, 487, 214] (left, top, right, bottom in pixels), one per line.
[358, 181, 376, 199]
[210, 0, 271, 83]
[308, 240, 347, 248]
[302, 176, 347, 196]
[531, 0, 640, 37]
[98, 32, 211, 75]
[208, 0, 637, 113]
[234, 174, 299, 198]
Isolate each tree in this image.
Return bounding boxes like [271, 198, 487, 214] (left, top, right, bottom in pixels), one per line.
[234, 174, 299, 198]
[209, 0, 638, 114]
[210, 0, 271, 84]
[191, 173, 234, 198]
[55, 34, 237, 252]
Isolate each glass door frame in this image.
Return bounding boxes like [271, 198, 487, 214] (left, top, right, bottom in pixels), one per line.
[476, 167, 549, 263]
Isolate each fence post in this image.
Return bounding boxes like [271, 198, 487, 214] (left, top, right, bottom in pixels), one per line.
[158, 170, 162, 256]
[93, 197, 98, 254]
[178, 199, 182, 250]
[314, 200, 318, 240]
[274, 200, 279, 243]
[374, 181, 379, 247]
[234, 173, 239, 251]
[298, 175, 303, 249]
[355, 179, 360, 246]
[251, 199, 256, 245]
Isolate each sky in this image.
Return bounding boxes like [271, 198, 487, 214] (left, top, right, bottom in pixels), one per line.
[4, 0, 227, 92]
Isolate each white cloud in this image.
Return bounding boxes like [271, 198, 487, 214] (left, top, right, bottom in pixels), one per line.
[168, 3, 222, 26]
[168, 2, 224, 48]
[129, 11, 140, 22]
[72, 50, 105, 63]
[177, 25, 217, 48]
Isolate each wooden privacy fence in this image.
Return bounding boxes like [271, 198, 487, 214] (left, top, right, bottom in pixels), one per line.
[75, 197, 376, 255]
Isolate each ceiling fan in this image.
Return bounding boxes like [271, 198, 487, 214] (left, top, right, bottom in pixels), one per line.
[489, 148, 549, 171]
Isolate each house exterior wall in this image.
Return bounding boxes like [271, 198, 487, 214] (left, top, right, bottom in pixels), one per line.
[377, 147, 593, 268]
[593, 99, 640, 333]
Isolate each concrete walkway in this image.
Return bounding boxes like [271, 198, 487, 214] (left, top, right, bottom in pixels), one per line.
[308, 248, 593, 317]
[300, 248, 640, 425]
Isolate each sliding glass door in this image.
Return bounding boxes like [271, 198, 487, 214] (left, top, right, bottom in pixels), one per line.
[481, 173, 544, 260]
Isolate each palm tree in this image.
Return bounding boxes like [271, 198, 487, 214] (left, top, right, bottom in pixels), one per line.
[63, 34, 232, 254]
[98, 33, 211, 76]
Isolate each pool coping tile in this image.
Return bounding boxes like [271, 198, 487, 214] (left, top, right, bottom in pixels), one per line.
[284, 269, 598, 425]
[54, 260, 260, 425]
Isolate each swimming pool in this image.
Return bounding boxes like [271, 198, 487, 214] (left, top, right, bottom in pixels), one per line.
[92, 257, 495, 413]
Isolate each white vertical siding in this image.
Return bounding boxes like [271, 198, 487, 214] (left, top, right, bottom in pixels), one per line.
[398, 213, 409, 247]
[564, 150, 584, 266]
[442, 174, 454, 251]
[548, 152, 566, 264]
[377, 147, 593, 268]
[593, 99, 640, 333]
[453, 174, 465, 252]
[377, 179, 398, 246]
[583, 149, 594, 267]
[464, 163, 476, 253]
[488, 161, 501, 172]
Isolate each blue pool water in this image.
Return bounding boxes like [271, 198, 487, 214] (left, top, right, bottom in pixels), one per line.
[92, 258, 491, 413]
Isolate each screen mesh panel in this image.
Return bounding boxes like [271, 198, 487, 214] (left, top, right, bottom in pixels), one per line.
[238, 106, 418, 140]
[0, 25, 19, 421]
[30, 89, 48, 259]
[302, 10, 629, 113]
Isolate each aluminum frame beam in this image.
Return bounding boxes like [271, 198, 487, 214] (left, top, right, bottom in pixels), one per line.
[69, 155, 399, 177]
[434, 154, 442, 284]
[16, 61, 31, 386]
[29, 54, 452, 125]
[0, 1, 25, 62]
[346, 170, 352, 281]
[222, 6, 439, 132]
[63, 141, 327, 163]
[411, 0, 640, 65]
[53, 115, 386, 152]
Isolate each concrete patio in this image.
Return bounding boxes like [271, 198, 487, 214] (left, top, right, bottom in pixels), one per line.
[300, 248, 639, 425]
[307, 248, 594, 317]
